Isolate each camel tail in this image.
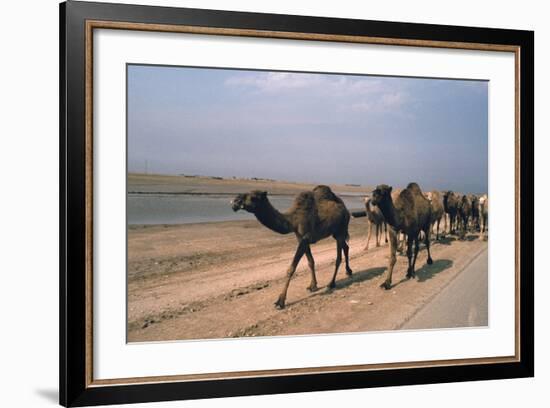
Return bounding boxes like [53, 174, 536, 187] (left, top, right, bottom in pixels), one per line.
[352, 211, 367, 218]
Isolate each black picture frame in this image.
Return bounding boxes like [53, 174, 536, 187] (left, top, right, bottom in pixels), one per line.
[60, 1, 534, 406]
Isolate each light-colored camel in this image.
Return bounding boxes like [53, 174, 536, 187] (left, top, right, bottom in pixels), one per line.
[231, 185, 352, 309]
[426, 191, 445, 240]
[371, 182, 433, 290]
[479, 194, 489, 240]
[351, 197, 387, 251]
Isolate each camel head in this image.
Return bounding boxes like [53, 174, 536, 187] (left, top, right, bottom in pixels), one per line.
[370, 184, 392, 206]
[231, 190, 268, 213]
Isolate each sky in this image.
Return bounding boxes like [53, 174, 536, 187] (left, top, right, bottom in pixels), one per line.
[127, 64, 488, 193]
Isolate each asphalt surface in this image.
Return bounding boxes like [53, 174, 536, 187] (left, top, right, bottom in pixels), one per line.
[400, 247, 488, 330]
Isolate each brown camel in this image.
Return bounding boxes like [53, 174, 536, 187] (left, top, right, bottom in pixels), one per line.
[371, 182, 433, 290]
[426, 191, 445, 240]
[479, 194, 489, 240]
[457, 194, 472, 239]
[231, 185, 352, 309]
[351, 197, 387, 251]
[443, 191, 460, 234]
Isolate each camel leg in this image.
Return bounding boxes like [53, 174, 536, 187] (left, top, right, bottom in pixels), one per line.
[461, 216, 467, 239]
[384, 222, 388, 244]
[381, 229, 397, 290]
[304, 245, 318, 292]
[376, 223, 381, 247]
[274, 240, 307, 309]
[449, 214, 456, 234]
[409, 237, 420, 279]
[479, 219, 483, 240]
[436, 219, 440, 241]
[342, 240, 352, 276]
[397, 232, 404, 254]
[406, 235, 414, 279]
[327, 240, 343, 289]
[364, 221, 373, 251]
[424, 227, 433, 265]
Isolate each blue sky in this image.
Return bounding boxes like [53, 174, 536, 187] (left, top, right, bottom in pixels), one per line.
[127, 64, 488, 193]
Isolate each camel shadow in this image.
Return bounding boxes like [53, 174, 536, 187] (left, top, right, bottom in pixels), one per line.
[435, 236, 456, 246]
[329, 266, 387, 291]
[415, 259, 453, 282]
[455, 234, 479, 242]
[284, 267, 387, 307]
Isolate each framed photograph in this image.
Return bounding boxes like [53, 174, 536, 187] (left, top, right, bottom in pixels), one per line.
[60, 1, 534, 406]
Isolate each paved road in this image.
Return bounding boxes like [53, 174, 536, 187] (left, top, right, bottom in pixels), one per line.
[401, 248, 488, 330]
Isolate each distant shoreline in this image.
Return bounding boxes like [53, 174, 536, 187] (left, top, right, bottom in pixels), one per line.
[127, 172, 373, 196]
[127, 191, 366, 197]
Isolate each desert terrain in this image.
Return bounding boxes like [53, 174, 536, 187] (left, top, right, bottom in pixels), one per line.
[127, 173, 488, 342]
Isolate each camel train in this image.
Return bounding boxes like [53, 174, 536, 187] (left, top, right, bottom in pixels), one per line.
[231, 183, 487, 309]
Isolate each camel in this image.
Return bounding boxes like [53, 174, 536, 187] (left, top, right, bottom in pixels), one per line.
[231, 185, 352, 309]
[370, 182, 433, 290]
[426, 191, 445, 240]
[469, 194, 480, 231]
[457, 194, 472, 239]
[443, 191, 460, 234]
[479, 194, 489, 240]
[351, 197, 387, 251]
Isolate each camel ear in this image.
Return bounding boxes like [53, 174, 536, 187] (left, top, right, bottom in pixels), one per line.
[260, 191, 268, 198]
[389, 186, 392, 193]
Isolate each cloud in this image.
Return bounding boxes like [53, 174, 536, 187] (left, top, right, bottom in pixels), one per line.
[224, 71, 411, 116]
[225, 71, 383, 96]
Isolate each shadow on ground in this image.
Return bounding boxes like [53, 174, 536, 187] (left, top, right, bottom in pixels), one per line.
[331, 266, 387, 290]
[35, 389, 57, 404]
[465, 234, 480, 241]
[436, 236, 457, 246]
[415, 259, 453, 282]
[285, 266, 387, 307]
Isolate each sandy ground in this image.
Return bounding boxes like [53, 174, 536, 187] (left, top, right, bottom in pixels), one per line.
[128, 173, 371, 196]
[127, 216, 488, 342]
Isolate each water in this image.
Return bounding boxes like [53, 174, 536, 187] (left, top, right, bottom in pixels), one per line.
[127, 194, 366, 225]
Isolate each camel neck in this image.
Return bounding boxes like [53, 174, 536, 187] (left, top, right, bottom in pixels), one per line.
[254, 200, 293, 235]
[378, 196, 400, 229]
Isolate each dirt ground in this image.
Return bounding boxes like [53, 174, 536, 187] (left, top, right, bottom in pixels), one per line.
[127, 217, 488, 342]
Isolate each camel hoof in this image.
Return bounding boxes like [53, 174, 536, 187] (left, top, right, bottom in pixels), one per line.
[327, 281, 336, 290]
[380, 281, 392, 290]
[363, 247, 369, 252]
[406, 270, 416, 279]
[346, 268, 353, 276]
[274, 297, 286, 309]
[427, 257, 433, 265]
[307, 284, 319, 293]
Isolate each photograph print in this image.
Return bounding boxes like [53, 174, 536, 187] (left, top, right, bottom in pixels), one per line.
[126, 65, 489, 343]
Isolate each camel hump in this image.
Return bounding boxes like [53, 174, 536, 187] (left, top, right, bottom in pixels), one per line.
[399, 187, 415, 203]
[292, 191, 317, 212]
[406, 182, 423, 195]
[313, 185, 341, 203]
